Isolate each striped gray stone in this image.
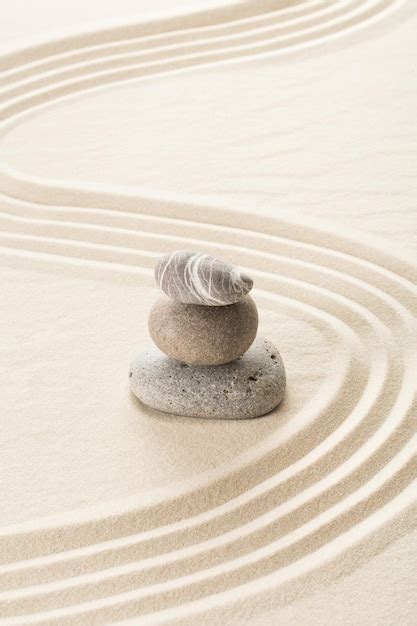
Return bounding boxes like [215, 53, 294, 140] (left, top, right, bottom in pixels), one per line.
[154, 250, 253, 306]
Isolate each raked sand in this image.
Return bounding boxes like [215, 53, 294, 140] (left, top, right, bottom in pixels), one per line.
[0, 1, 416, 624]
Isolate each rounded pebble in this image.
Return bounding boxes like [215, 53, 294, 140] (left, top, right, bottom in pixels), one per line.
[129, 336, 285, 419]
[148, 295, 258, 365]
[154, 250, 253, 306]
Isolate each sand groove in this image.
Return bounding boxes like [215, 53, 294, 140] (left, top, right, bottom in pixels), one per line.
[0, 0, 403, 122]
[0, 1, 416, 624]
[0, 0, 380, 103]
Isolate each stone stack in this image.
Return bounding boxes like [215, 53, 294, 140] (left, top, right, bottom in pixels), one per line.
[129, 250, 286, 419]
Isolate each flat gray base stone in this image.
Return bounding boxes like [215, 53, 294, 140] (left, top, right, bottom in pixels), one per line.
[129, 336, 286, 419]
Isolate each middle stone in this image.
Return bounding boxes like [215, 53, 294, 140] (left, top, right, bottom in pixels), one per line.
[148, 295, 258, 366]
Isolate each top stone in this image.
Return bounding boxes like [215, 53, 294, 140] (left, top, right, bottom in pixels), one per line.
[154, 250, 253, 306]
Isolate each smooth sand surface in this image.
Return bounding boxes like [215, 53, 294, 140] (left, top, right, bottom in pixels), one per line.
[0, 1, 416, 624]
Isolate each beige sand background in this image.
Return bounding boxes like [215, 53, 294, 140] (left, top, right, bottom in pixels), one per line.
[0, 0, 416, 624]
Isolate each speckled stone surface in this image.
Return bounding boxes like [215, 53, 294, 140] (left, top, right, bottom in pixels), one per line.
[148, 295, 258, 365]
[154, 250, 253, 306]
[129, 336, 286, 419]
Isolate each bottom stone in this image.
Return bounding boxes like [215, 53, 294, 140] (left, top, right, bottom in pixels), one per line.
[129, 336, 286, 419]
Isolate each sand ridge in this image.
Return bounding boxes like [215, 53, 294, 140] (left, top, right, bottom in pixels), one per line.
[0, 0, 416, 624]
[0, 0, 408, 122]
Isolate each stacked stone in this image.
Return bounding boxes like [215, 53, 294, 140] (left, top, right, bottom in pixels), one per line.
[129, 250, 285, 419]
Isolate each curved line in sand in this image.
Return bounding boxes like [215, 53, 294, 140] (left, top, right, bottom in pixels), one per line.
[0, 0, 371, 103]
[0, 0, 405, 123]
[0, 1, 326, 84]
[1, 444, 416, 624]
[0, 0, 402, 73]
[0, 0, 416, 623]
[0, 205, 415, 619]
[0, 210, 412, 572]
